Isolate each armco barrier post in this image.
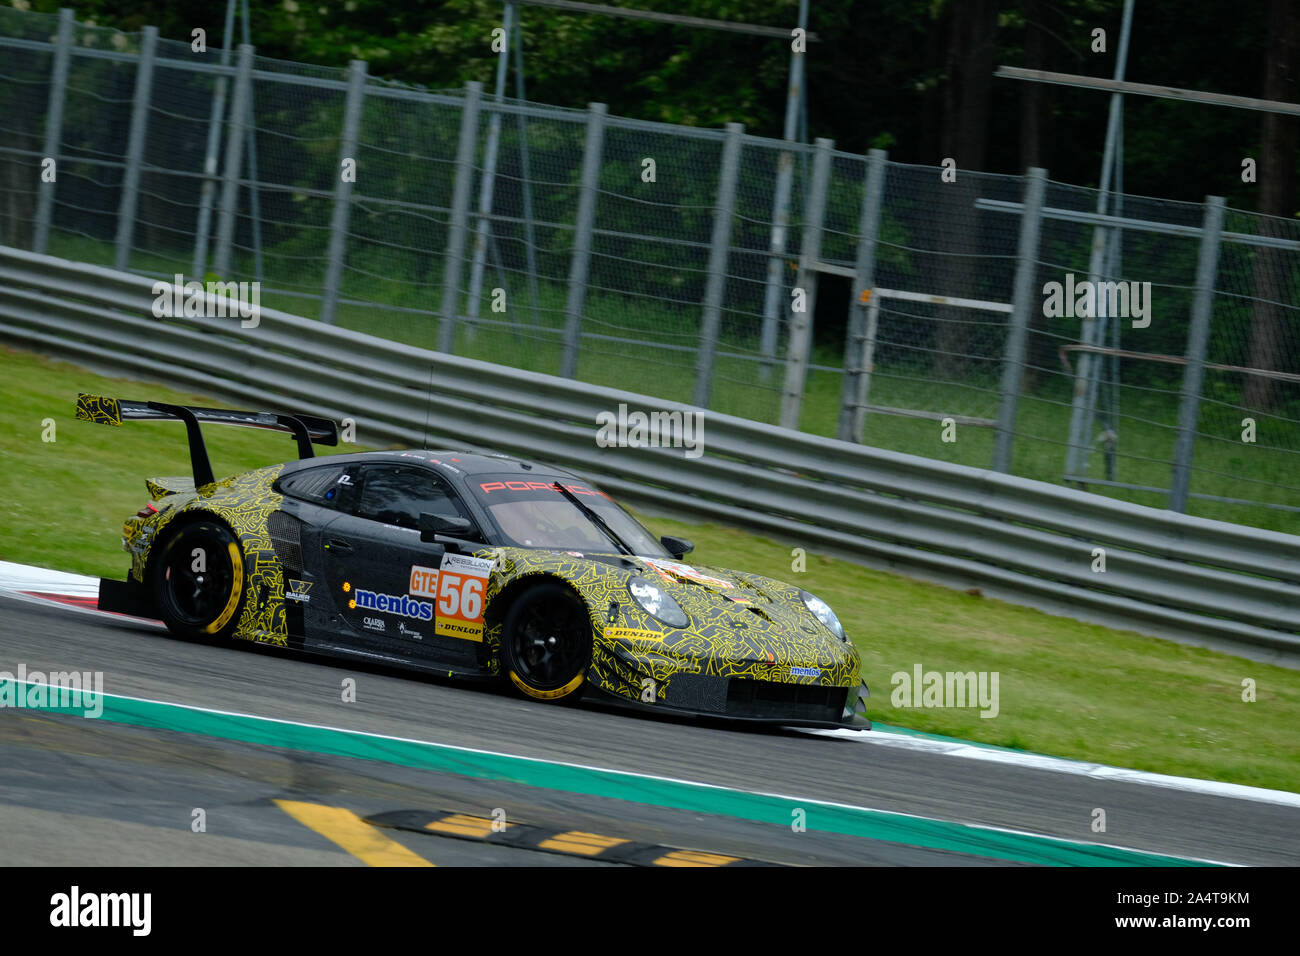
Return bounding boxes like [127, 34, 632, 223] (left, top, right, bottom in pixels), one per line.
[212, 44, 253, 280]
[692, 122, 743, 409]
[779, 137, 833, 430]
[437, 82, 483, 354]
[1169, 195, 1225, 512]
[112, 26, 158, 272]
[560, 102, 607, 379]
[838, 148, 887, 442]
[992, 166, 1047, 473]
[320, 59, 368, 326]
[32, 7, 74, 255]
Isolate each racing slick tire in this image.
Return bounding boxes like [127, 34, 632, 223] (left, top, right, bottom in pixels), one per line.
[150, 519, 246, 642]
[501, 580, 592, 703]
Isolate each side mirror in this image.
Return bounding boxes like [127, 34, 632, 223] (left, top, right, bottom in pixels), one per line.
[420, 511, 474, 542]
[660, 535, 694, 559]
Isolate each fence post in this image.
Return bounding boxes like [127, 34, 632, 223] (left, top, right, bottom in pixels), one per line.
[238, 0, 265, 283]
[758, 0, 809, 385]
[759, 150, 796, 385]
[1169, 195, 1225, 512]
[1064, 238, 1113, 478]
[991, 167, 1047, 473]
[190, 2, 236, 280]
[692, 122, 744, 409]
[513, 11, 542, 328]
[559, 102, 607, 379]
[464, 1, 515, 331]
[112, 26, 157, 272]
[437, 82, 484, 354]
[855, 292, 883, 436]
[319, 59, 368, 326]
[33, 7, 74, 255]
[837, 148, 887, 442]
[212, 43, 253, 280]
[778, 137, 833, 430]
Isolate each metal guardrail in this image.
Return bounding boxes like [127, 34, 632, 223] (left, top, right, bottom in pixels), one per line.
[1, 245, 1297, 658]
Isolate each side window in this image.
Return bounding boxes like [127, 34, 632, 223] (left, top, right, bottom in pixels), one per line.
[277, 464, 349, 508]
[353, 465, 471, 531]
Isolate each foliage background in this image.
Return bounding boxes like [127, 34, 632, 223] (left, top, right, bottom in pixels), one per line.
[15, 0, 1290, 206]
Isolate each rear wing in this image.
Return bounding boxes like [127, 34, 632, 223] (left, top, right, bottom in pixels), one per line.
[76, 393, 338, 489]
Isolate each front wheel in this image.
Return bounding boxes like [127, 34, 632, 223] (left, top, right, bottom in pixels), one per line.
[151, 519, 246, 641]
[501, 581, 592, 702]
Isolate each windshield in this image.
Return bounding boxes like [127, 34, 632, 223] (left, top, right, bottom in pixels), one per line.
[470, 475, 668, 556]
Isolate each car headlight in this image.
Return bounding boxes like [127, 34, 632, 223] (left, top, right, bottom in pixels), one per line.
[801, 590, 847, 641]
[628, 576, 689, 628]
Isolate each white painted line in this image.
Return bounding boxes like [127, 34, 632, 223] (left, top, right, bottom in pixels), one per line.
[801, 726, 1300, 810]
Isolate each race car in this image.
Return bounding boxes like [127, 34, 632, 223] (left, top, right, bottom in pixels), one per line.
[77, 393, 869, 728]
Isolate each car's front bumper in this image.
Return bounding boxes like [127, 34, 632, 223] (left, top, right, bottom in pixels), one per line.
[582, 680, 871, 729]
[586, 644, 870, 728]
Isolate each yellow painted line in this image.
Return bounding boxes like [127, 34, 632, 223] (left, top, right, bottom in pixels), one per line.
[654, 849, 740, 867]
[275, 800, 434, 867]
[538, 830, 629, 856]
[426, 813, 503, 838]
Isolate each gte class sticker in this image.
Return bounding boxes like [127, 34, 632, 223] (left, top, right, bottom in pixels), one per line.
[409, 553, 493, 642]
[409, 565, 439, 600]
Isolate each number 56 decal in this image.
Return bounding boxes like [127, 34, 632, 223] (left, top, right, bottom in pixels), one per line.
[410, 554, 493, 642]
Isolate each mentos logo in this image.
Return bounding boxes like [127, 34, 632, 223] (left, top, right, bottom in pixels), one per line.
[354, 589, 434, 621]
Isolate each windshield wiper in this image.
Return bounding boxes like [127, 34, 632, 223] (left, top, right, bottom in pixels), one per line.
[552, 481, 632, 556]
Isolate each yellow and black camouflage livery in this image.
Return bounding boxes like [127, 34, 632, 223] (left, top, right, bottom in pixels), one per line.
[80, 393, 867, 728]
[483, 548, 862, 709]
[121, 466, 293, 646]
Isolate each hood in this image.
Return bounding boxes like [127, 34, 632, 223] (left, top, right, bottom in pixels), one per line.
[485, 547, 850, 664]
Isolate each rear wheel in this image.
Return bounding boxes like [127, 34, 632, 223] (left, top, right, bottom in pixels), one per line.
[501, 581, 592, 702]
[151, 520, 245, 641]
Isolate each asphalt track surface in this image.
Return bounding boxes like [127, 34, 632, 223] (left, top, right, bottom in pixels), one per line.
[0, 592, 1296, 867]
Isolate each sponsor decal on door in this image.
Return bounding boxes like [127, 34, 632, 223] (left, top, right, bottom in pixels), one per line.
[410, 553, 493, 642]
